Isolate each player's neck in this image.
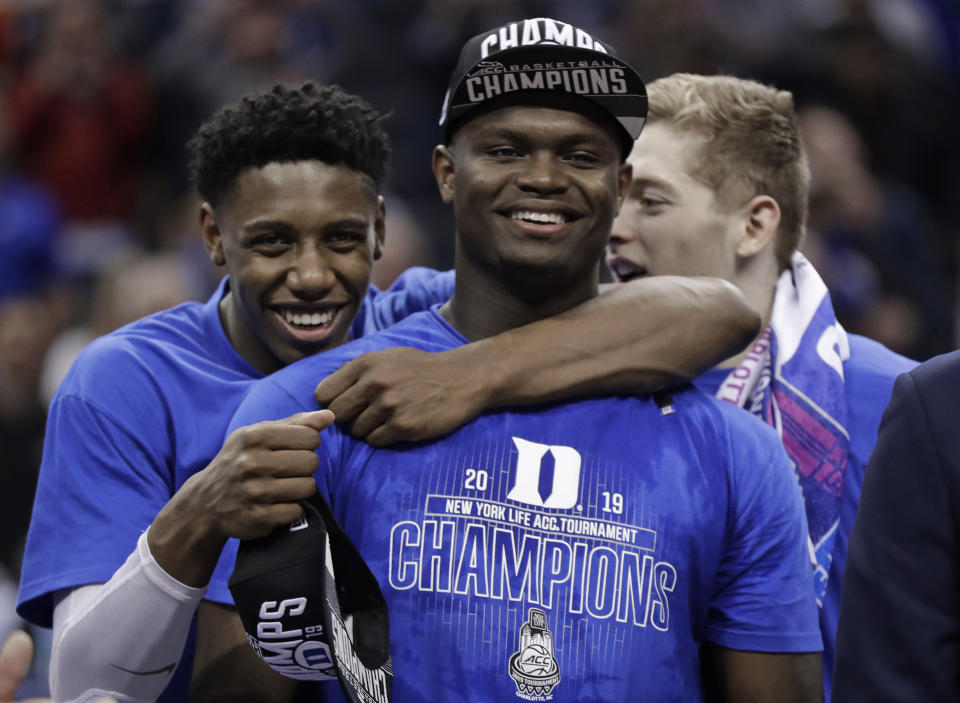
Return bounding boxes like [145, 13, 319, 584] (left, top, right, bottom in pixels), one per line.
[441, 254, 599, 342]
[713, 249, 782, 369]
[716, 275, 777, 369]
[218, 293, 283, 374]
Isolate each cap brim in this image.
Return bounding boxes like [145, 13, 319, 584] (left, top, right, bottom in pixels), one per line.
[229, 493, 393, 702]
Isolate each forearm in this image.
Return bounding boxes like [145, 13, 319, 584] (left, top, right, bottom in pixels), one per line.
[50, 532, 206, 703]
[191, 602, 298, 703]
[148, 474, 228, 588]
[311, 277, 757, 446]
[472, 276, 760, 407]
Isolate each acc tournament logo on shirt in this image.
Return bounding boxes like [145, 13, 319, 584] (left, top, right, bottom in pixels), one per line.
[508, 608, 561, 700]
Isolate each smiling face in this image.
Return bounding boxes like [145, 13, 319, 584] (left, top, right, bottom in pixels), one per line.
[435, 104, 630, 289]
[203, 160, 384, 373]
[607, 122, 745, 283]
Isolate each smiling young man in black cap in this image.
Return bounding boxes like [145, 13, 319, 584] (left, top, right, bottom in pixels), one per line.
[198, 17, 823, 703]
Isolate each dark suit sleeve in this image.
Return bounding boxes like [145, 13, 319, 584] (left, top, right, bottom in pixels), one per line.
[833, 370, 960, 702]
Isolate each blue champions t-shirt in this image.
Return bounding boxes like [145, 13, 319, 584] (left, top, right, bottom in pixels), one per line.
[214, 307, 822, 703]
[695, 333, 915, 700]
[17, 268, 453, 703]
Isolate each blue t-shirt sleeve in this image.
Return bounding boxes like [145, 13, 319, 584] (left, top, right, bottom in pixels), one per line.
[704, 423, 822, 653]
[18, 392, 171, 626]
[352, 268, 454, 337]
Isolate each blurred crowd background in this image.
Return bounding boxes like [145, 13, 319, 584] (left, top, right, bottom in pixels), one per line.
[1, 0, 958, 696]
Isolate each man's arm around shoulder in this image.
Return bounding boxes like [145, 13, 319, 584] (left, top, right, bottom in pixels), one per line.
[318, 275, 760, 446]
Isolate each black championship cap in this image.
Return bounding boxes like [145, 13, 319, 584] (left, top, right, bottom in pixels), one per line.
[438, 17, 647, 156]
[229, 492, 392, 703]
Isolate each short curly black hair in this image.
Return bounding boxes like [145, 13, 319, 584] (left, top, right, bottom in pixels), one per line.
[188, 81, 390, 206]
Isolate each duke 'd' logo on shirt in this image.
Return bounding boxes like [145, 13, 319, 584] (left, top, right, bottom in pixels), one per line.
[506, 437, 581, 509]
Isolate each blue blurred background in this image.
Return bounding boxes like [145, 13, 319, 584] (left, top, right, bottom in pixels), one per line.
[1, 0, 957, 696]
